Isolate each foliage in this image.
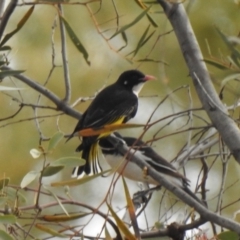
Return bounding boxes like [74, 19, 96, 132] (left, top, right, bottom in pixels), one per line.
[0, 0, 240, 239]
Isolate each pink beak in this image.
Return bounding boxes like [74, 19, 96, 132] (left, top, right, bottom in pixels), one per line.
[143, 75, 156, 81]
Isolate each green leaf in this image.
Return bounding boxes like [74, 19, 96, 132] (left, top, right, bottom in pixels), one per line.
[132, 25, 155, 57]
[0, 197, 8, 206]
[204, 59, 231, 70]
[0, 6, 34, 48]
[51, 169, 111, 187]
[43, 186, 69, 216]
[0, 230, 14, 240]
[122, 178, 140, 239]
[21, 171, 39, 188]
[117, 31, 128, 52]
[146, 13, 158, 27]
[107, 203, 136, 240]
[42, 166, 64, 177]
[7, 187, 26, 203]
[60, 16, 90, 66]
[35, 224, 67, 238]
[0, 178, 10, 190]
[110, 6, 151, 39]
[0, 215, 17, 224]
[48, 132, 64, 152]
[0, 46, 11, 51]
[0, 70, 25, 79]
[105, 226, 113, 240]
[217, 231, 239, 240]
[51, 157, 85, 168]
[41, 212, 90, 222]
[216, 28, 240, 67]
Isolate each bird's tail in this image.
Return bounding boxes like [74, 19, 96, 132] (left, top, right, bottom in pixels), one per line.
[72, 141, 102, 178]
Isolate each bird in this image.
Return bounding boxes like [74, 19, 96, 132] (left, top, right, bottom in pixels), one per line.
[66, 70, 155, 178]
[98, 132, 204, 204]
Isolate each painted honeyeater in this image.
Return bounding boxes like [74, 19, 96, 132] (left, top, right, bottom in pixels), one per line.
[67, 70, 155, 177]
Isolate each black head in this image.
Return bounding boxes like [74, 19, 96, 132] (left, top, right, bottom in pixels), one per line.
[116, 70, 155, 94]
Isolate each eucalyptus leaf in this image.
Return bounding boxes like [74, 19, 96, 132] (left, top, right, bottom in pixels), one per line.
[110, 6, 151, 39]
[35, 224, 67, 238]
[51, 157, 85, 168]
[51, 169, 111, 187]
[7, 187, 27, 203]
[21, 171, 39, 188]
[0, 230, 14, 240]
[48, 132, 64, 152]
[60, 16, 90, 66]
[42, 166, 64, 177]
[0, 6, 34, 47]
[0, 215, 17, 224]
[217, 231, 239, 240]
[0, 178, 10, 190]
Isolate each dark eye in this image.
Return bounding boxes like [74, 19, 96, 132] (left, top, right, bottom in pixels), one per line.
[124, 81, 128, 85]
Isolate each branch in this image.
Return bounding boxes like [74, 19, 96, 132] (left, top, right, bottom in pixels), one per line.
[0, 0, 17, 41]
[0, 0, 6, 19]
[1, 66, 81, 120]
[108, 135, 240, 233]
[157, 0, 240, 163]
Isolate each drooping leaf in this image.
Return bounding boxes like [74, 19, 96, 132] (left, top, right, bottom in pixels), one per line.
[136, 58, 168, 64]
[134, 0, 147, 9]
[105, 226, 113, 240]
[51, 169, 111, 187]
[7, 187, 27, 203]
[0, 70, 25, 79]
[21, 171, 39, 188]
[132, 24, 151, 57]
[42, 166, 64, 177]
[43, 186, 69, 216]
[0, 6, 34, 48]
[204, 59, 231, 70]
[51, 157, 85, 168]
[30, 148, 42, 159]
[146, 13, 158, 27]
[41, 212, 90, 222]
[216, 28, 240, 67]
[0, 178, 10, 190]
[0, 230, 14, 240]
[110, 6, 151, 39]
[122, 178, 140, 239]
[0, 46, 11, 51]
[47, 132, 64, 152]
[0, 197, 8, 206]
[0, 215, 17, 224]
[107, 203, 136, 240]
[217, 231, 239, 240]
[35, 224, 67, 238]
[60, 16, 90, 66]
[117, 31, 128, 51]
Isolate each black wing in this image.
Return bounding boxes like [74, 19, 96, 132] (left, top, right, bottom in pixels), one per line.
[74, 84, 138, 132]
